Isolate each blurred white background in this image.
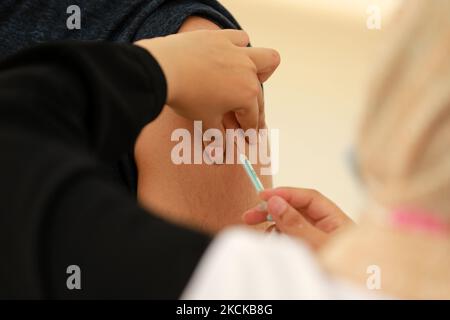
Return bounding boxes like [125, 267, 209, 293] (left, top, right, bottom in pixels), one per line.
[220, 0, 402, 219]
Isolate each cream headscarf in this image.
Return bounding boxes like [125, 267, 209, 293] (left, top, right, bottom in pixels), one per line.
[358, 0, 450, 217]
[320, 0, 450, 299]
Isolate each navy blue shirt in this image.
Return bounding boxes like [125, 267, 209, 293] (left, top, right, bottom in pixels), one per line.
[0, 0, 240, 55]
[0, 0, 240, 193]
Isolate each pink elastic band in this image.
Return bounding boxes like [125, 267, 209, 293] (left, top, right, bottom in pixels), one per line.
[391, 208, 450, 236]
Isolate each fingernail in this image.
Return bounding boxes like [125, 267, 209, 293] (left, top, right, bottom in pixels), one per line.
[268, 196, 287, 217]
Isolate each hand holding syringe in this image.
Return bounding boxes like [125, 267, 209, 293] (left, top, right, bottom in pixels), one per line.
[241, 170, 354, 249]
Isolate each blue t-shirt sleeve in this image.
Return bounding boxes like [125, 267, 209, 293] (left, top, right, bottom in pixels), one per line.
[134, 0, 241, 40]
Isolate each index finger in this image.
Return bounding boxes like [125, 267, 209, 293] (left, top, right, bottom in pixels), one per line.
[242, 207, 268, 225]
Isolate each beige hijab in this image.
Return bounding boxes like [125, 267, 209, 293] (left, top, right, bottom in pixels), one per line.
[319, 0, 450, 299]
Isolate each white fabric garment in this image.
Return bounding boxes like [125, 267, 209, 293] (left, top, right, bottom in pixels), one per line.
[182, 228, 387, 300]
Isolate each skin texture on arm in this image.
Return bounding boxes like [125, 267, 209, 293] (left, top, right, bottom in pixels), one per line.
[135, 16, 272, 234]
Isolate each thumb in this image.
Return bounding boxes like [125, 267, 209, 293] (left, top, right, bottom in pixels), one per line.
[267, 196, 328, 249]
[245, 47, 281, 81]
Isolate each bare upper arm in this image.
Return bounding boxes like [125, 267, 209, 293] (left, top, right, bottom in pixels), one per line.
[178, 16, 221, 32]
[134, 16, 272, 233]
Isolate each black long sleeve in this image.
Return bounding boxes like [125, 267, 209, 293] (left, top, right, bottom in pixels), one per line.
[0, 42, 210, 299]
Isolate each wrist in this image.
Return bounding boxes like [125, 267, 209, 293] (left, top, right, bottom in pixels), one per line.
[134, 38, 178, 106]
